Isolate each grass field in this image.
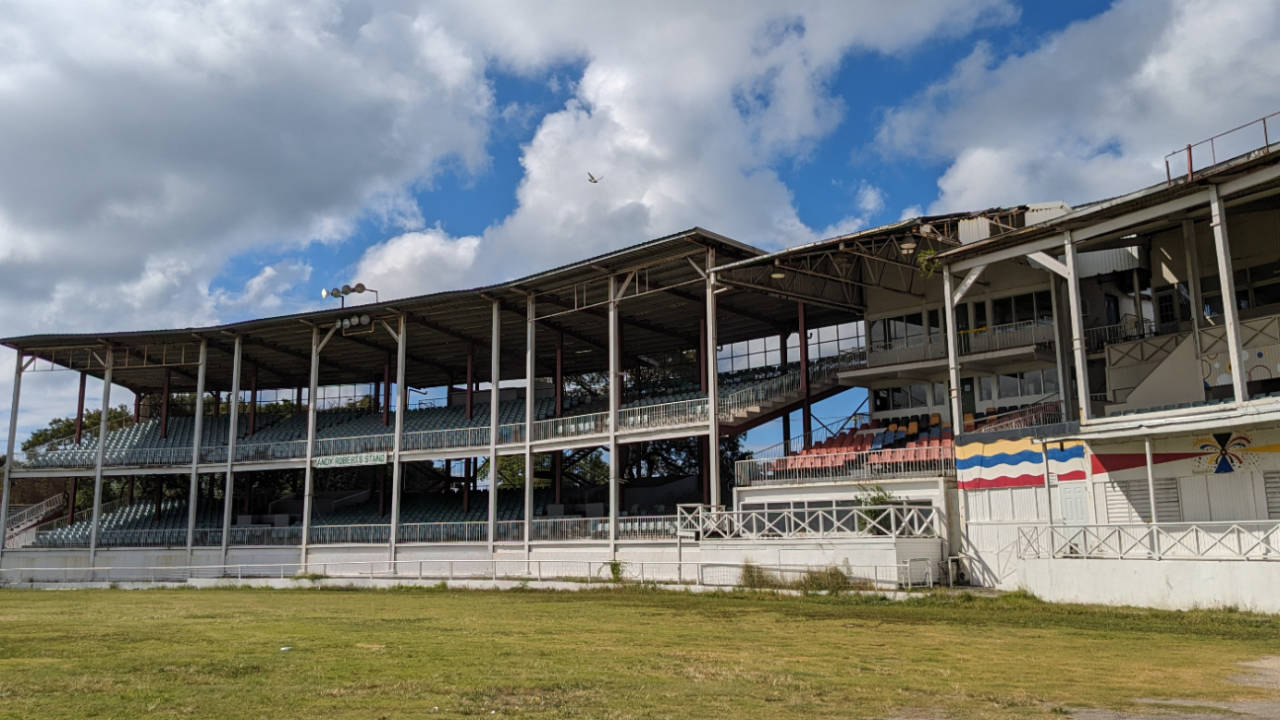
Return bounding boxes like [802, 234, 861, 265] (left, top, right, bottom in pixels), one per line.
[0, 586, 1276, 719]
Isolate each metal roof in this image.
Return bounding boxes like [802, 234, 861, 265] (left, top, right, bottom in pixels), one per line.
[2, 228, 850, 394]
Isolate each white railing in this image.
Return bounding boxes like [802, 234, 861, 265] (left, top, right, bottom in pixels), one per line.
[401, 425, 489, 452]
[190, 526, 303, 546]
[528, 516, 608, 541]
[617, 515, 680, 540]
[1018, 521, 1280, 561]
[735, 447, 953, 488]
[531, 411, 609, 442]
[618, 397, 708, 431]
[5, 493, 66, 535]
[313, 433, 395, 457]
[959, 319, 1055, 354]
[972, 399, 1064, 433]
[33, 497, 124, 536]
[0, 557, 936, 589]
[309, 524, 392, 544]
[397, 521, 489, 544]
[865, 336, 947, 368]
[677, 504, 940, 540]
[223, 440, 308, 462]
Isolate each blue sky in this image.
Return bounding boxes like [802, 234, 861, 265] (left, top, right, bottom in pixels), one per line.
[4, 0, 1280, 446]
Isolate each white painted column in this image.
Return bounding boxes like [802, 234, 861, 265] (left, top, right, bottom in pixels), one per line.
[0, 349, 22, 561]
[1048, 278, 1069, 408]
[942, 268, 962, 430]
[219, 335, 242, 563]
[1062, 234, 1092, 421]
[608, 276, 620, 554]
[88, 347, 113, 565]
[388, 313, 407, 562]
[524, 294, 535, 557]
[488, 300, 500, 553]
[1209, 185, 1248, 404]
[185, 338, 207, 557]
[300, 326, 321, 568]
[1143, 436, 1159, 523]
[704, 248, 721, 507]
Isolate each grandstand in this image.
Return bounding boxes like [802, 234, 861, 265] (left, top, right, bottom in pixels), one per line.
[6, 113, 1280, 613]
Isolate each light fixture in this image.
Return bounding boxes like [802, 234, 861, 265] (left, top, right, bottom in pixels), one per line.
[320, 281, 381, 307]
[900, 239, 918, 254]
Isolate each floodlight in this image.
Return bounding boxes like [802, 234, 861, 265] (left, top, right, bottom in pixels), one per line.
[330, 287, 341, 298]
[342, 317, 352, 330]
[341, 284, 353, 295]
[353, 283, 366, 293]
[320, 288, 329, 299]
[359, 314, 371, 326]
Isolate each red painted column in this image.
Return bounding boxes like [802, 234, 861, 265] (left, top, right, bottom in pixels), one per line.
[73, 372, 87, 444]
[798, 302, 812, 449]
[160, 368, 171, 439]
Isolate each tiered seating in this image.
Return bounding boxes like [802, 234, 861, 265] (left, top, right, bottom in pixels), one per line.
[770, 413, 954, 477]
[313, 490, 547, 526]
[33, 498, 222, 548]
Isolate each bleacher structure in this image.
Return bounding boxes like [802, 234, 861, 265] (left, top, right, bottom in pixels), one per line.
[5, 112, 1280, 611]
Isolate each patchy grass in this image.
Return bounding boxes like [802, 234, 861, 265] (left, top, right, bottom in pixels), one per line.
[0, 586, 1275, 718]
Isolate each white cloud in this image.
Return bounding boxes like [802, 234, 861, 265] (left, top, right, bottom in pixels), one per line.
[353, 228, 481, 301]
[855, 182, 886, 215]
[877, 0, 1280, 212]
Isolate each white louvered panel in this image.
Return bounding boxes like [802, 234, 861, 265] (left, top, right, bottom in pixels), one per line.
[1262, 472, 1280, 520]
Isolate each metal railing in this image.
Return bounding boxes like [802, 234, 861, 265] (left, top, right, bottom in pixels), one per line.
[5, 493, 66, 535]
[865, 335, 947, 368]
[313, 433, 394, 457]
[531, 411, 608, 442]
[677, 504, 940, 540]
[33, 497, 125, 537]
[618, 397, 708, 431]
[1165, 110, 1280, 184]
[309, 524, 392, 544]
[745, 413, 875, 461]
[190, 526, 303, 546]
[401, 425, 489, 452]
[525, 515, 679, 541]
[1017, 521, 1280, 561]
[735, 447, 953, 487]
[972, 399, 1064, 433]
[0, 557, 937, 589]
[397, 521, 489, 544]
[959, 319, 1055, 354]
[1084, 315, 1154, 353]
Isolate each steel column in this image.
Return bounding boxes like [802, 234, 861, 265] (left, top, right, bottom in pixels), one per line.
[389, 314, 407, 561]
[383, 359, 392, 426]
[1063, 235, 1092, 421]
[87, 348, 113, 565]
[160, 368, 170, 438]
[779, 335, 790, 453]
[608, 276, 620, 553]
[705, 249, 721, 507]
[0, 350, 22, 561]
[300, 325, 326, 568]
[219, 336, 242, 562]
[488, 301, 500, 553]
[553, 330, 563, 504]
[74, 371, 86, 444]
[185, 339, 207, 557]
[797, 302, 812, 448]
[1048, 277, 1069, 411]
[524, 295, 536, 556]
[1209, 185, 1248, 403]
[942, 269, 963, 430]
[248, 366, 257, 436]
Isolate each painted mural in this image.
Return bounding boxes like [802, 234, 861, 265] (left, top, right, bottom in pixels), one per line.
[955, 437, 1086, 491]
[1090, 428, 1280, 479]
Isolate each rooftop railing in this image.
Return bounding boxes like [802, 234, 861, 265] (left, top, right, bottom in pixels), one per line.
[1165, 110, 1280, 184]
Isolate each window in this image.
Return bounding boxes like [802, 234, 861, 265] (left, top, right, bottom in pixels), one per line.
[973, 302, 987, 329]
[998, 373, 1020, 398]
[1104, 294, 1120, 325]
[979, 376, 994, 401]
[933, 382, 947, 406]
[909, 384, 928, 407]
[873, 388, 890, 412]
[1023, 369, 1043, 397]
[1034, 291, 1053, 321]
[993, 297, 1014, 325]
[1044, 370, 1059, 394]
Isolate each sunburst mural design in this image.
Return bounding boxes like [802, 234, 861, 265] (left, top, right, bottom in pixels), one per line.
[1196, 432, 1252, 474]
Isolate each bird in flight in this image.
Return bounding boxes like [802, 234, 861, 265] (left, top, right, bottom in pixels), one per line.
[587, 172, 602, 184]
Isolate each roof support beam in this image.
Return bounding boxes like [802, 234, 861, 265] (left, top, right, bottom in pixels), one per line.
[951, 265, 987, 304]
[1026, 252, 1069, 279]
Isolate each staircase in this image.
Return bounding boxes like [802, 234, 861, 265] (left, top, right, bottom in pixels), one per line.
[4, 492, 68, 548]
[718, 358, 854, 435]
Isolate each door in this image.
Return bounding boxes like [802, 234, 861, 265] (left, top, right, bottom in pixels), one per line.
[960, 378, 976, 415]
[1059, 483, 1089, 525]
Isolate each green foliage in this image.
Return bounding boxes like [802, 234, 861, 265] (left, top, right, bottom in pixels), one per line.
[21, 404, 133, 454]
[916, 248, 942, 277]
[607, 560, 624, 583]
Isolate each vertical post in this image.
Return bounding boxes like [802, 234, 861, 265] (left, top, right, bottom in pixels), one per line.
[797, 302, 812, 449]
[88, 347, 113, 565]
[185, 338, 207, 557]
[248, 365, 257, 436]
[553, 330, 563, 505]
[705, 249, 721, 507]
[942, 268, 963, 430]
[294, 386, 302, 411]
[74, 372, 87, 444]
[66, 478, 77, 525]
[1063, 234, 1092, 420]
[219, 336, 242, 563]
[1183, 220, 1203, 356]
[1209, 185, 1248, 403]
[1130, 268, 1142, 333]
[1049, 278, 1069, 410]
[1143, 436, 1159, 524]
[160, 368, 171, 439]
[0, 350, 22, 561]
[382, 359, 391, 427]
[524, 295, 536, 556]
[779, 335, 790, 453]
[488, 301, 500, 553]
[608, 276, 620, 554]
[699, 316, 710, 505]
[300, 325, 322, 568]
[389, 314, 407, 561]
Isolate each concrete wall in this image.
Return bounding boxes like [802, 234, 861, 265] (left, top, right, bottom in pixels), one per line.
[1019, 557, 1280, 613]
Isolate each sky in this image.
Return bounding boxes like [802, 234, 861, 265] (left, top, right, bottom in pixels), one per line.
[3, 0, 1280, 451]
